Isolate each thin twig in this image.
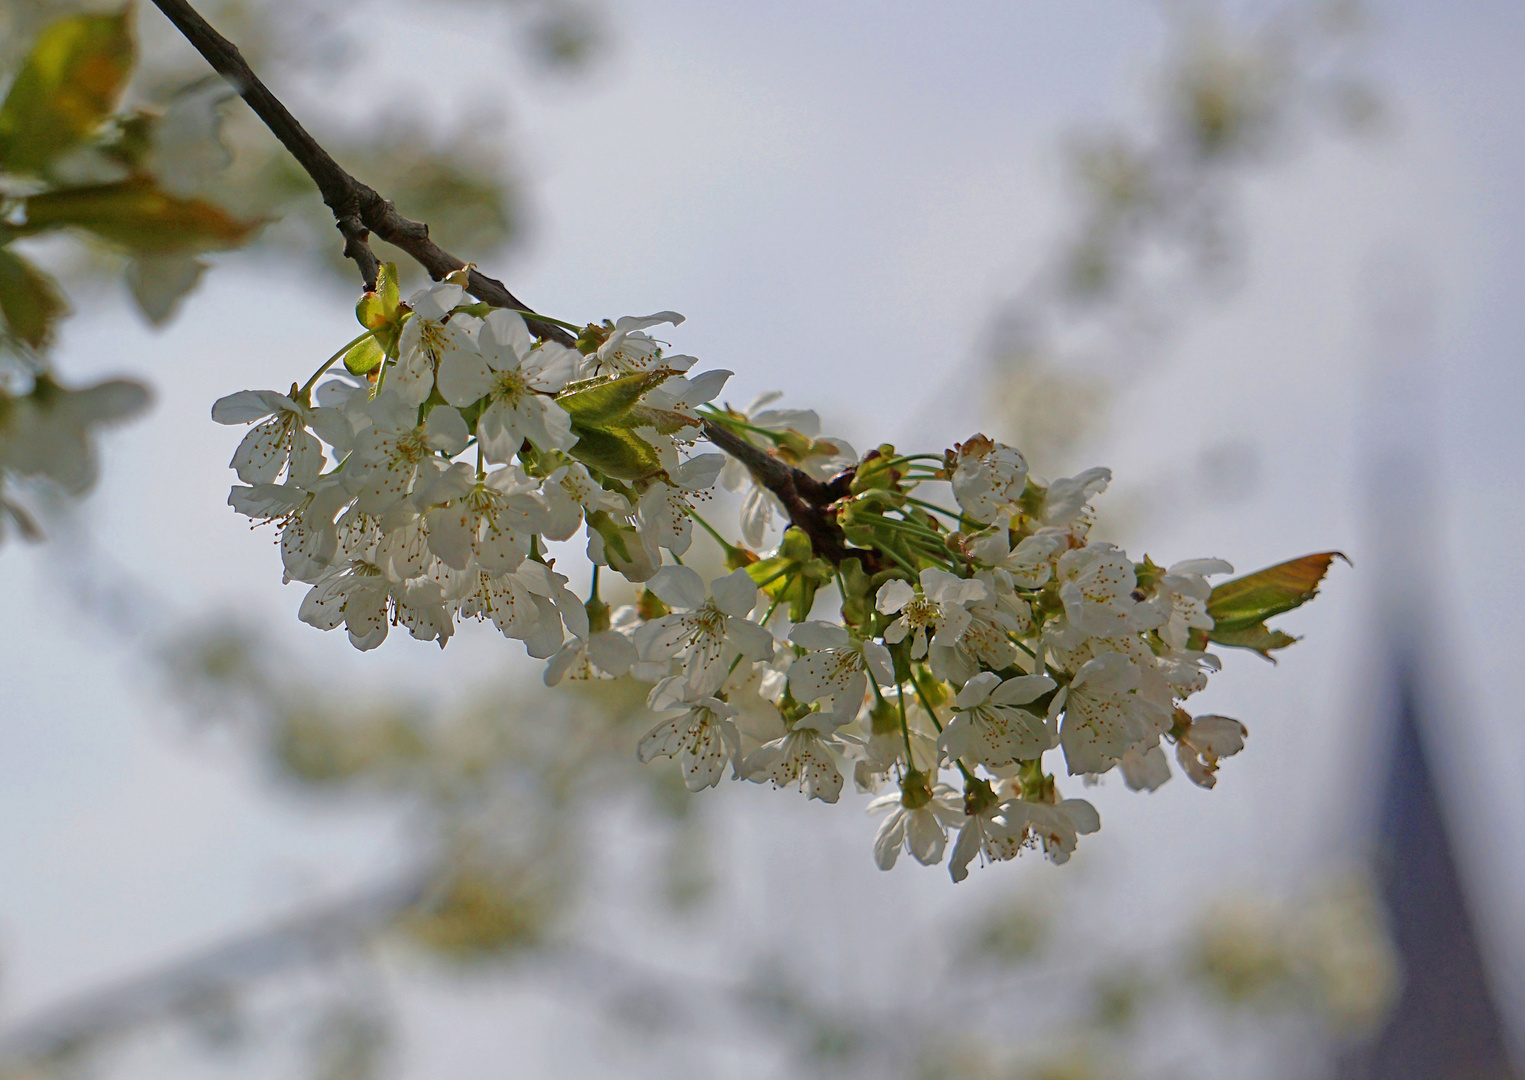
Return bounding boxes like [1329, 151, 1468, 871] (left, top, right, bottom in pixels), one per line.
[149, 0, 875, 558]
[147, 0, 574, 346]
[0, 873, 428, 1066]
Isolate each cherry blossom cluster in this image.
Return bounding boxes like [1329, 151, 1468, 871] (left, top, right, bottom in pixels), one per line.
[218, 274, 1259, 880]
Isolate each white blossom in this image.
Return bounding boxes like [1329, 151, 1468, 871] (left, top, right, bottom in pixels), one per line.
[1154, 557, 1234, 650]
[868, 783, 964, 869]
[593, 311, 695, 375]
[951, 435, 1030, 524]
[1039, 466, 1111, 532]
[212, 389, 323, 487]
[1120, 740, 1173, 791]
[1057, 652, 1159, 775]
[421, 464, 545, 575]
[786, 621, 894, 725]
[969, 529, 1062, 588]
[1175, 714, 1248, 788]
[875, 569, 988, 660]
[350, 394, 469, 515]
[544, 629, 639, 686]
[393, 281, 478, 406]
[1001, 797, 1101, 864]
[742, 721, 847, 803]
[940, 671, 1057, 769]
[929, 568, 1032, 685]
[634, 566, 774, 694]
[539, 462, 626, 541]
[949, 793, 1028, 882]
[637, 679, 742, 790]
[636, 453, 725, 555]
[436, 309, 577, 462]
[1056, 543, 1138, 640]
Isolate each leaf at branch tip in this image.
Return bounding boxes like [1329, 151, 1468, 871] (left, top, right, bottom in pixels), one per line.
[0, 249, 66, 350]
[17, 179, 260, 254]
[1203, 551, 1349, 659]
[0, 10, 134, 175]
[1204, 624, 1300, 663]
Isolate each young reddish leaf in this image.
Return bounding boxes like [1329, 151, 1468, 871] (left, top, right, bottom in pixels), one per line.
[17, 178, 259, 254]
[1201, 551, 1348, 660]
[0, 248, 66, 349]
[0, 10, 135, 175]
[1206, 551, 1348, 633]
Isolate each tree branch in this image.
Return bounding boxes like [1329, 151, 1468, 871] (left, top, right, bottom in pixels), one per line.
[0, 874, 427, 1067]
[701, 419, 872, 569]
[150, 0, 868, 562]
[147, 0, 574, 347]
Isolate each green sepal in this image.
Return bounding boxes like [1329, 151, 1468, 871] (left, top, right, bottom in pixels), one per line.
[850, 444, 901, 495]
[569, 424, 663, 481]
[837, 557, 874, 627]
[356, 263, 403, 358]
[343, 334, 385, 376]
[0, 10, 134, 175]
[744, 526, 833, 622]
[0, 248, 65, 350]
[1202, 551, 1348, 659]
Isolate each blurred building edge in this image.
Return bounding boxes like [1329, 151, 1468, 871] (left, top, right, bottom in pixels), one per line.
[1337, 248, 1518, 1079]
[1334, 658, 1517, 1080]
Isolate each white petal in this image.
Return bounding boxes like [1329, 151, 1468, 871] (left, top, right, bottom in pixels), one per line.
[423, 405, 469, 455]
[648, 565, 707, 611]
[789, 620, 849, 651]
[875, 579, 915, 614]
[211, 389, 282, 424]
[709, 568, 760, 617]
[436, 350, 495, 407]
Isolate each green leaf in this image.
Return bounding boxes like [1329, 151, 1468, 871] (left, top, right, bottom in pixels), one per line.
[555, 370, 670, 424]
[567, 423, 663, 481]
[622, 404, 699, 435]
[343, 335, 385, 376]
[14, 178, 259, 253]
[0, 248, 66, 349]
[1205, 624, 1300, 657]
[1207, 552, 1347, 633]
[0, 10, 135, 175]
[1202, 551, 1347, 659]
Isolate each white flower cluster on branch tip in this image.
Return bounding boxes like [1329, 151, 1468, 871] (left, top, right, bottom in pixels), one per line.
[217, 275, 1258, 881]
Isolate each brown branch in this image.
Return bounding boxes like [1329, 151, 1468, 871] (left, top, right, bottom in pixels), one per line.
[147, 0, 574, 347]
[150, 0, 864, 559]
[701, 420, 874, 570]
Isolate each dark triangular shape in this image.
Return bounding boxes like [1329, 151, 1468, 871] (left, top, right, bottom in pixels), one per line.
[1336, 661, 1515, 1079]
